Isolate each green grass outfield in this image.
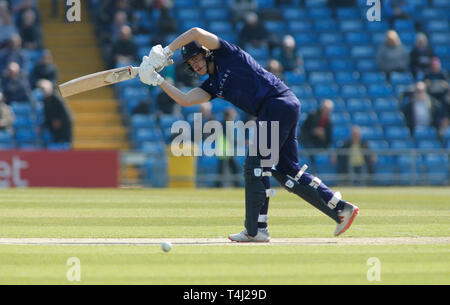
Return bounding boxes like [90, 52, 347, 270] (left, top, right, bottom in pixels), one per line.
[0, 187, 449, 284]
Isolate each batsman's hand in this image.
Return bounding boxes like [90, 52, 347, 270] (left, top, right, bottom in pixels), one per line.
[139, 56, 164, 86]
[148, 44, 174, 72]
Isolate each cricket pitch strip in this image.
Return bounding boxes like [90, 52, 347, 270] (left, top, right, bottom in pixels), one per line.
[0, 237, 449, 246]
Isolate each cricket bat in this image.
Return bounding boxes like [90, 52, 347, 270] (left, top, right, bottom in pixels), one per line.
[57, 65, 140, 98]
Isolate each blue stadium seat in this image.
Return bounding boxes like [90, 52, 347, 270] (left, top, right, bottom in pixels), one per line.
[284, 71, 306, 85]
[366, 21, 389, 32]
[420, 8, 447, 19]
[345, 32, 370, 45]
[134, 128, 164, 143]
[257, 0, 275, 9]
[314, 20, 338, 32]
[366, 140, 389, 150]
[245, 46, 270, 62]
[331, 112, 351, 125]
[384, 126, 411, 141]
[373, 155, 397, 185]
[416, 140, 442, 149]
[332, 125, 351, 141]
[208, 21, 233, 33]
[131, 115, 157, 129]
[325, 45, 350, 57]
[13, 115, 35, 129]
[304, 59, 328, 72]
[329, 59, 355, 72]
[371, 32, 387, 44]
[378, 111, 406, 126]
[139, 141, 166, 155]
[340, 20, 364, 32]
[305, 0, 327, 7]
[367, 84, 394, 97]
[337, 7, 361, 19]
[352, 112, 379, 126]
[298, 46, 323, 59]
[414, 126, 438, 140]
[301, 98, 318, 113]
[0, 131, 13, 144]
[199, 0, 225, 8]
[394, 20, 415, 32]
[346, 98, 372, 112]
[293, 33, 318, 45]
[430, 33, 450, 45]
[361, 126, 384, 140]
[425, 20, 449, 32]
[134, 34, 151, 46]
[434, 45, 450, 58]
[390, 72, 414, 86]
[15, 129, 38, 143]
[288, 20, 313, 32]
[398, 32, 416, 46]
[314, 84, 339, 98]
[309, 7, 332, 19]
[120, 87, 150, 101]
[361, 72, 387, 85]
[204, 9, 230, 21]
[10, 102, 32, 116]
[389, 139, 414, 149]
[264, 21, 287, 33]
[372, 97, 399, 112]
[176, 8, 201, 20]
[433, 0, 450, 8]
[159, 114, 180, 129]
[281, 8, 308, 20]
[319, 33, 345, 44]
[423, 153, 449, 185]
[331, 98, 346, 112]
[351, 45, 376, 59]
[335, 72, 360, 85]
[341, 85, 367, 99]
[309, 72, 334, 85]
[357, 60, 378, 72]
[291, 85, 314, 98]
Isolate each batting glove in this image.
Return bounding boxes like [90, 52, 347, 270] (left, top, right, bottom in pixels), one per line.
[148, 45, 174, 72]
[139, 56, 165, 86]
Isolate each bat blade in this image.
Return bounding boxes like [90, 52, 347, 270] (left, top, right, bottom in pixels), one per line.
[58, 66, 139, 98]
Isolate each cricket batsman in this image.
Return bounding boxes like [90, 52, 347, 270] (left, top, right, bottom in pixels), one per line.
[138, 27, 359, 242]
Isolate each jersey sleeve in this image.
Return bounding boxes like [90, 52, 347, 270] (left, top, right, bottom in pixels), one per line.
[213, 38, 240, 56]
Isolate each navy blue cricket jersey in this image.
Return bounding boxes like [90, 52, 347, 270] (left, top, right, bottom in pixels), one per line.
[200, 39, 290, 116]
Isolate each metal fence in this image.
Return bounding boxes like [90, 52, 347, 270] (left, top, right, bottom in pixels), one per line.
[120, 148, 450, 187]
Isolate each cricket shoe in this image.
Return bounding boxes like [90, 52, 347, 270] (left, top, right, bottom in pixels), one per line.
[228, 228, 271, 243]
[334, 202, 359, 237]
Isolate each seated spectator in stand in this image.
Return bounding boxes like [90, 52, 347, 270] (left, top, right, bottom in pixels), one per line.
[31, 49, 58, 87]
[13, 0, 41, 28]
[216, 107, 240, 188]
[424, 57, 449, 108]
[1, 62, 32, 104]
[410, 33, 434, 81]
[376, 30, 409, 81]
[0, 92, 14, 133]
[266, 58, 285, 83]
[110, 25, 138, 68]
[231, 0, 258, 27]
[337, 126, 376, 185]
[0, 34, 26, 72]
[238, 12, 270, 49]
[37, 79, 72, 144]
[132, 98, 152, 115]
[0, 0, 17, 48]
[384, 0, 417, 30]
[18, 8, 42, 50]
[403, 81, 444, 135]
[151, 8, 177, 46]
[300, 99, 334, 149]
[276, 34, 304, 74]
[110, 10, 130, 44]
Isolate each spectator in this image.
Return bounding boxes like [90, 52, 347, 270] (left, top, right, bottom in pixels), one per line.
[276, 34, 304, 74]
[110, 25, 138, 68]
[266, 58, 285, 83]
[300, 99, 334, 170]
[376, 30, 409, 81]
[337, 126, 376, 185]
[13, 0, 41, 28]
[37, 79, 72, 144]
[216, 107, 240, 187]
[110, 10, 130, 44]
[32, 49, 58, 87]
[403, 81, 443, 135]
[18, 8, 42, 50]
[300, 99, 334, 150]
[0, 92, 14, 133]
[0, 0, 17, 48]
[0, 34, 26, 72]
[238, 12, 270, 49]
[151, 7, 177, 46]
[384, 0, 417, 30]
[410, 33, 434, 81]
[231, 0, 258, 27]
[424, 57, 449, 108]
[1, 62, 32, 104]
[132, 98, 152, 115]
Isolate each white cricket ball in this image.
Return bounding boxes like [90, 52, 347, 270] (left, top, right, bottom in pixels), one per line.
[161, 241, 172, 252]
